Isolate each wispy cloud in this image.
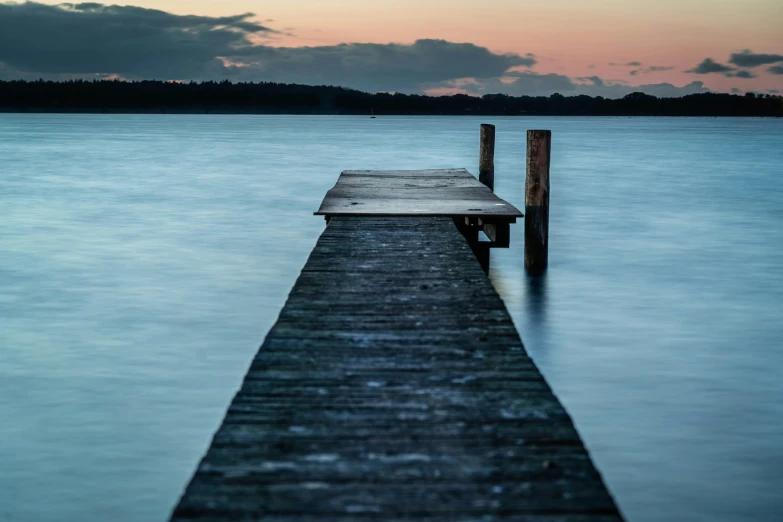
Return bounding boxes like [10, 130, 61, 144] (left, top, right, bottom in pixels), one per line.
[630, 65, 675, 76]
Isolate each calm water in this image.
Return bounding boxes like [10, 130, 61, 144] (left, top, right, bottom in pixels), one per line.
[1, 115, 781, 522]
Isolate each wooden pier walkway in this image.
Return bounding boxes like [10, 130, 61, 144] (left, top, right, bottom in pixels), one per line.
[170, 170, 622, 521]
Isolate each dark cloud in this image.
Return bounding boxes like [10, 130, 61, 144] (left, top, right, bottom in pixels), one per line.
[0, 2, 535, 92]
[731, 88, 742, 94]
[688, 54, 783, 78]
[686, 58, 734, 74]
[728, 50, 783, 68]
[768, 89, 780, 94]
[223, 40, 535, 92]
[0, 2, 274, 78]
[609, 61, 642, 67]
[726, 70, 756, 79]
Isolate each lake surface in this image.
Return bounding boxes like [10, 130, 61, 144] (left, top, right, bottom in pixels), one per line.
[1, 114, 781, 522]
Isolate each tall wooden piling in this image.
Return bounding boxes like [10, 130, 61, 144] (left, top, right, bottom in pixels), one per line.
[525, 130, 551, 275]
[479, 124, 495, 191]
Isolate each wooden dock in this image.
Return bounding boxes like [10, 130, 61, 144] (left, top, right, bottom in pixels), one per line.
[170, 169, 623, 521]
[315, 169, 521, 218]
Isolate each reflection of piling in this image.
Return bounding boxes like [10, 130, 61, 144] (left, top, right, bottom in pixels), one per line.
[525, 130, 551, 276]
[526, 273, 548, 325]
[479, 124, 495, 191]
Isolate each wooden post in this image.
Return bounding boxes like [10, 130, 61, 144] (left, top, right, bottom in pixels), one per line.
[525, 130, 551, 275]
[479, 124, 495, 191]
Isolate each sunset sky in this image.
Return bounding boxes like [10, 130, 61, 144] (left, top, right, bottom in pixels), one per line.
[1, 0, 781, 97]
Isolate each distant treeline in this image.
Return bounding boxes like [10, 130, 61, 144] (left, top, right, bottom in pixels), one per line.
[1, 79, 781, 116]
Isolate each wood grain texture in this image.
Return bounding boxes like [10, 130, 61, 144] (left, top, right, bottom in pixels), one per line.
[315, 169, 522, 218]
[525, 131, 551, 275]
[170, 217, 622, 522]
[479, 124, 496, 191]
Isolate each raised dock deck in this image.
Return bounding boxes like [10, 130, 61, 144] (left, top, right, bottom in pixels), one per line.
[170, 170, 623, 521]
[316, 169, 523, 219]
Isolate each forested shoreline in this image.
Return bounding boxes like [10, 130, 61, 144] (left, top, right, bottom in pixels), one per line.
[1, 80, 780, 116]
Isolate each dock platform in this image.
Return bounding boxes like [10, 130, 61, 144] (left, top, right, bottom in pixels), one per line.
[316, 169, 523, 219]
[170, 170, 623, 521]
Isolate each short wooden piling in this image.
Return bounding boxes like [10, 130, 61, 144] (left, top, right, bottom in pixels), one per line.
[479, 123, 495, 191]
[525, 130, 551, 275]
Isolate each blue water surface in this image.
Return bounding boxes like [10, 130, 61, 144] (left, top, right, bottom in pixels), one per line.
[1, 115, 781, 522]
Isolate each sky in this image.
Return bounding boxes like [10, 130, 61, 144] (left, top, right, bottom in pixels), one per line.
[0, 0, 781, 97]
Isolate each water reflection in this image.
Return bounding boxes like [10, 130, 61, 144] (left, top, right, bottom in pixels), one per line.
[525, 273, 548, 327]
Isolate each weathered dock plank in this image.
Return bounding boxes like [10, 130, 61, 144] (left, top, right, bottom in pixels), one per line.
[170, 217, 623, 521]
[315, 169, 523, 218]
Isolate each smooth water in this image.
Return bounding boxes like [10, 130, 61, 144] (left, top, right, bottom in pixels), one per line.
[1, 115, 781, 522]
